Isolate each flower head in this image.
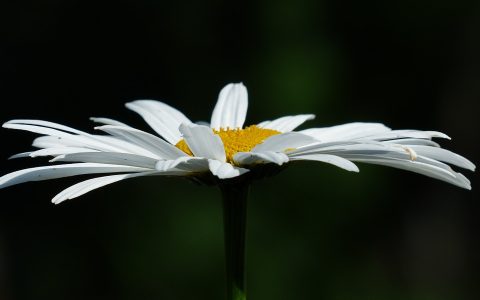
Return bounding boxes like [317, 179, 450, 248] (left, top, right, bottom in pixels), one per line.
[0, 83, 475, 203]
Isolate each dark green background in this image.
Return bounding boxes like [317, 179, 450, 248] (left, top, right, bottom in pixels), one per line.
[0, 1, 478, 299]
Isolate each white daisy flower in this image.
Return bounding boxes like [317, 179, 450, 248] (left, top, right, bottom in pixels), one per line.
[0, 83, 475, 204]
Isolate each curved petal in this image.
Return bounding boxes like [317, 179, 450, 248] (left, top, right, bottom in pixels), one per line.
[208, 160, 248, 179]
[348, 157, 471, 190]
[0, 163, 150, 189]
[4, 119, 87, 135]
[9, 152, 33, 159]
[52, 152, 158, 169]
[400, 145, 475, 171]
[4, 123, 147, 154]
[155, 157, 210, 172]
[210, 83, 248, 130]
[233, 151, 289, 166]
[126, 100, 192, 144]
[383, 138, 441, 147]
[179, 124, 226, 161]
[52, 171, 186, 204]
[31, 147, 98, 157]
[90, 117, 130, 127]
[300, 122, 391, 142]
[97, 125, 187, 160]
[252, 132, 316, 153]
[257, 114, 315, 132]
[362, 130, 450, 141]
[288, 153, 359, 172]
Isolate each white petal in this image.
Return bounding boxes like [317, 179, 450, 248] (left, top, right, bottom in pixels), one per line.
[348, 157, 470, 189]
[9, 152, 33, 159]
[287, 140, 369, 156]
[52, 171, 159, 204]
[4, 119, 87, 135]
[257, 114, 315, 132]
[210, 83, 248, 130]
[126, 100, 192, 144]
[170, 157, 211, 172]
[292, 142, 465, 175]
[97, 125, 187, 160]
[252, 132, 317, 153]
[30, 147, 97, 157]
[0, 163, 150, 189]
[383, 138, 441, 147]
[179, 124, 226, 161]
[155, 157, 215, 174]
[407, 145, 475, 171]
[32, 136, 73, 149]
[52, 152, 158, 169]
[233, 151, 289, 166]
[289, 153, 359, 172]
[300, 122, 391, 142]
[90, 117, 130, 127]
[4, 122, 139, 154]
[4, 123, 79, 139]
[208, 160, 248, 179]
[362, 130, 450, 141]
[5, 123, 135, 153]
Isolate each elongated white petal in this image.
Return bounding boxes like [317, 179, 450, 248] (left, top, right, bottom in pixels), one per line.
[210, 83, 248, 130]
[3, 122, 141, 154]
[156, 157, 211, 172]
[334, 149, 454, 172]
[9, 152, 33, 159]
[300, 122, 391, 142]
[288, 140, 370, 156]
[52, 152, 158, 169]
[233, 151, 289, 166]
[31, 135, 113, 152]
[97, 125, 187, 160]
[252, 132, 317, 153]
[32, 136, 74, 149]
[257, 114, 315, 132]
[0, 163, 150, 189]
[90, 117, 130, 127]
[179, 124, 226, 161]
[407, 145, 475, 171]
[362, 130, 450, 141]
[291, 142, 464, 175]
[289, 153, 359, 172]
[383, 138, 441, 147]
[30, 147, 97, 157]
[208, 160, 248, 179]
[52, 171, 157, 204]
[348, 157, 470, 189]
[4, 119, 87, 135]
[4, 123, 79, 139]
[5, 123, 135, 153]
[310, 142, 394, 154]
[126, 100, 192, 144]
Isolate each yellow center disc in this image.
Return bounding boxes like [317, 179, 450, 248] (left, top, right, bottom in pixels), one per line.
[175, 125, 281, 163]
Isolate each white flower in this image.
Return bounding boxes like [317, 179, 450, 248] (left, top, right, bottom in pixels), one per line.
[0, 83, 475, 204]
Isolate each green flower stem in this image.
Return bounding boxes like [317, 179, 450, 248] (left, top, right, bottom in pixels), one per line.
[220, 181, 249, 300]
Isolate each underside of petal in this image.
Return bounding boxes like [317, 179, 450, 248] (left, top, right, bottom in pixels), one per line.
[233, 151, 289, 166]
[208, 160, 248, 179]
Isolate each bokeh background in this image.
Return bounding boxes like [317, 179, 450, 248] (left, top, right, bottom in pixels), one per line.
[0, 1, 479, 299]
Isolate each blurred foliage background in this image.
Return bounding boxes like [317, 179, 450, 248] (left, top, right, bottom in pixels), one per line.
[0, 0, 479, 299]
